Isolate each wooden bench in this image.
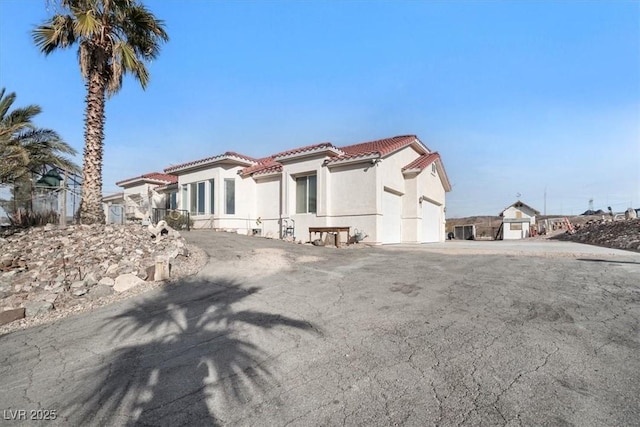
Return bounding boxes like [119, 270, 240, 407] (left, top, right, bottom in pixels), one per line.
[309, 227, 351, 247]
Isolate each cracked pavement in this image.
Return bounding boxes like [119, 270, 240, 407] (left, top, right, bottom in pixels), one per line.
[1, 233, 639, 426]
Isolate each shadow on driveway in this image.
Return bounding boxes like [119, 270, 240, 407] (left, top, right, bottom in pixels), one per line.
[67, 277, 318, 426]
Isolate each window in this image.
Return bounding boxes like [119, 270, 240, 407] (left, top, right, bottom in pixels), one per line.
[296, 175, 317, 213]
[166, 191, 177, 210]
[225, 179, 235, 214]
[431, 163, 437, 174]
[209, 179, 215, 214]
[189, 182, 206, 215]
[181, 185, 188, 210]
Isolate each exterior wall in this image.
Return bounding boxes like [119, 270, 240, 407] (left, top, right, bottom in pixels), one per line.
[401, 175, 419, 243]
[255, 175, 281, 237]
[280, 155, 330, 240]
[375, 146, 421, 244]
[416, 163, 447, 242]
[502, 206, 536, 224]
[326, 163, 379, 243]
[319, 146, 447, 245]
[378, 145, 420, 194]
[502, 220, 531, 239]
[122, 182, 168, 221]
[177, 163, 257, 232]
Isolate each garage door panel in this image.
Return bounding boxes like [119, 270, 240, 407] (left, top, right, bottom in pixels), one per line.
[382, 191, 402, 244]
[422, 201, 441, 243]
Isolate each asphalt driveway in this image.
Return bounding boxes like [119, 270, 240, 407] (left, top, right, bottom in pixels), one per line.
[1, 232, 639, 426]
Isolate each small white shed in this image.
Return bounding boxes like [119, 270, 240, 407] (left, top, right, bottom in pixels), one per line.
[500, 200, 540, 240]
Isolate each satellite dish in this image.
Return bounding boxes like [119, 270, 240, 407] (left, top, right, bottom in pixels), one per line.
[516, 192, 521, 199]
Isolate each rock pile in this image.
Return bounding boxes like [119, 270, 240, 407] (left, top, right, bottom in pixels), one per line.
[0, 223, 193, 325]
[554, 218, 640, 252]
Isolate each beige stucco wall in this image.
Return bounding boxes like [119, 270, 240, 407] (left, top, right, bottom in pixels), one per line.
[417, 164, 447, 242]
[122, 182, 168, 220]
[324, 162, 379, 243]
[177, 163, 257, 232]
[281, 155, 330, 240]
[255, 175, 281, 237]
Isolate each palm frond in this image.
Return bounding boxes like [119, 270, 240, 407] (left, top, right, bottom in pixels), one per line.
[33, 14, 77, 54]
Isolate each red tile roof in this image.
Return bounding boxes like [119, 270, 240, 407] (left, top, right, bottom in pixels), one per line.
[241, 143, 341, 176]
[273, 142, 339, 160]
[116, 172, 178, 186]
[336, 135, 420, 159]
[164, 151, 258, 173]
[402, 152, 440, 171]
[402, 152, 452, 191]
[147, 135, 441, 181]
[241, 157, 283, 176]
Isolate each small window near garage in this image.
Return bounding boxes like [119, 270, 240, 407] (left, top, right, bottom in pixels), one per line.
[225, 179, 235, 214]
[510, 223, 522, 231]
[296, 174, 317, 214]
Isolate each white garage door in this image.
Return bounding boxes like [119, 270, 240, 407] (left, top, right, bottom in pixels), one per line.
[382, 190, 402, 244]
[422, 200, 441, 243]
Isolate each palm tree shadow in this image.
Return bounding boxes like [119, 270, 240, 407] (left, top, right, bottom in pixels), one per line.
[67, 277, 319, 426]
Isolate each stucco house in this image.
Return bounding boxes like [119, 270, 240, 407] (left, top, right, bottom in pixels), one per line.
[152, 134, 451, 244]
[499, 200, 540, 240]
[103, 172, 178, 224]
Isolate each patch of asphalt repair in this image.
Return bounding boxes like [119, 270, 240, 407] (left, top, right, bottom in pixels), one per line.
[0, 231, 639, 426]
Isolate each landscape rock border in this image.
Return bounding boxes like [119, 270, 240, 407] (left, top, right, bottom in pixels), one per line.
[0, 223, 207, 334]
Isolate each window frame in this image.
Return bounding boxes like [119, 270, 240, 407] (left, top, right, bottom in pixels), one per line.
[225, 178, 235, 215]
[295, 174, 317, 214]
[209, 179, 215, 214]
[188, 181, 207, 216]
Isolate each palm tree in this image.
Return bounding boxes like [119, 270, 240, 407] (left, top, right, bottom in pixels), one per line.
[33, 0, 169, 224]
[0, 87, 79, 185]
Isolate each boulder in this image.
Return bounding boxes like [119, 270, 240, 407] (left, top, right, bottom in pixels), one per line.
[0, 308, 25, 326]
[24, 300, 53, 317]
[98, 277, 115, 287]
[83, 272, 100, 286]
[113, 273, 144, 293]
[88, 284, 114, 300]
[72, 288, 87, 297]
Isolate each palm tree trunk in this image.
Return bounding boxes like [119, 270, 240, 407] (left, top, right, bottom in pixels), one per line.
[79, 71, 107, 224]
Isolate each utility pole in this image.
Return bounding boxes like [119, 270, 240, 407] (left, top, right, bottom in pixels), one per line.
[59, 170, 67, 228]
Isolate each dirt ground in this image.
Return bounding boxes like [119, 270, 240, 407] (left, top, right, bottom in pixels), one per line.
[2, 231, 638, 426]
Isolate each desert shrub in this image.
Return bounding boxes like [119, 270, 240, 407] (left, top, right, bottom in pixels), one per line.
[165, 211, 193, 230]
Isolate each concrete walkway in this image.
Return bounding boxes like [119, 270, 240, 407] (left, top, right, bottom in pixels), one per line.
[1, 231, 639, 426]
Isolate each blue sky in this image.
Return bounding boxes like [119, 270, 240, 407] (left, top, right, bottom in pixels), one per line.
[1, 0, 638, 217]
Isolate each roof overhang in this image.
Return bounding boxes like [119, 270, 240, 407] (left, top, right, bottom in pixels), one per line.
[155, 182, 179, 193]
[165, 154, 256, 175]
[324, 153, 381, 168]
[117, 177, 172, 188]
[102, 192, 124, 203]
[274, 146, 344, 162]
[251, 169, 282, 180]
